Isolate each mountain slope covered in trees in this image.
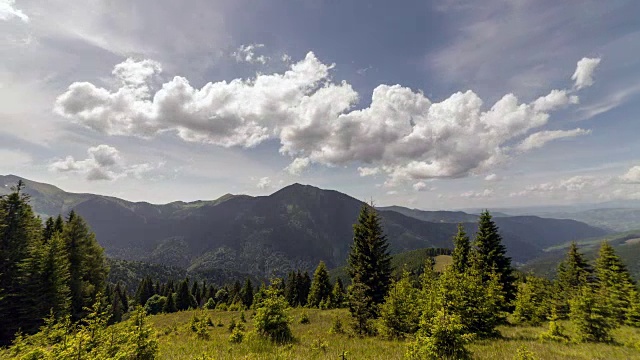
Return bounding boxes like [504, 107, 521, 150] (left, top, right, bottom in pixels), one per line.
[1, 175, 608, 278]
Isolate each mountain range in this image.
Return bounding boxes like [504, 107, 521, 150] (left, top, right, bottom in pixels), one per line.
[0, 174, 609, 279]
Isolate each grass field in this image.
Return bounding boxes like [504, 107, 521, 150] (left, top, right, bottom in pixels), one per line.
[149, 308, 640, 360]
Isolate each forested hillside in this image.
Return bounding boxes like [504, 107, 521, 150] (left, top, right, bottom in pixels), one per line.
[0, 175, 608, 279]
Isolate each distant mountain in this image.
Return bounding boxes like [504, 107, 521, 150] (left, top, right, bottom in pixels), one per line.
[538, 208, 640, 232]
[0, 175, 609, 278]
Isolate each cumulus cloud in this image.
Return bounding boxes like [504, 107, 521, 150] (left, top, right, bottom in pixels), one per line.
[49, 145, 157, 181]
[0, 0, 28, 22]
[285, 157, 310, 175]
[516, 128, 591, 152]
[233, 44, 268, 64]
[484, 173, 502, 182]
[571, 57, 601, 90]
[620, 166, 640, 184]
[256, 176, 271, 189]
[412, 181, 433, 192]
[55, 53, 600, 185]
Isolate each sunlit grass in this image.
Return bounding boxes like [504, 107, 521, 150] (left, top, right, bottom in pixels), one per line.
[149, 308, 640, 360]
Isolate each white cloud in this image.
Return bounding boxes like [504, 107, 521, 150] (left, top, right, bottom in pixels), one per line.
[516, 128, 591, 152]
[484, 173, 501, 182]
[357, 167, 381, 177]
[55, 53, 598, 186]
[571, 57, 601, 90]
[49, 145, 157, 181]
[285, 157, 310, 175]
[460, 189, 494, 198]
[620, 166, 640, 184]
[0, 0, 28, 22]
[256, 176, 271, 189]
[232, 44, 268, 64]
[0, 148, 32, 167]
[412, 181, 433, 192]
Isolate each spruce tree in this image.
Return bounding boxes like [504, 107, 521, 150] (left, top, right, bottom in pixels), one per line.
[593, 241, 635, 324]
[347, 203, 392, 318]
[569, 285, 616, 343]
[191, 280, 201, 307]
[512, 275, 552, 326]
[625, 285, 640, 327]
[307, 261, 332, 308]
[451, 223, 471, 274]
[63, 211, 108, 321]
[296, 271, 311, 306]
[471, 210, 515, 308]
[0, 181, 45, 344]
[163, 292, 177, 313]
[379, 269, 420, 339]
[39, 232, 71, 321]
[284, 271, 298, 306]
[554, 242, 592, 315]
[176, 278, 194, 311]
[330, 278, 346, 308]
[241, 278, 254, 309]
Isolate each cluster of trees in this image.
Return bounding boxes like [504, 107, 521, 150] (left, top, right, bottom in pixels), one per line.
[344, 204, 640, 358]
[0, 181, 109, 345]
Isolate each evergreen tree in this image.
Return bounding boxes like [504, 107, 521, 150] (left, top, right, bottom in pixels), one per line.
[43, 217, 55, 242]
[379, 269, 420, 339]
[136, 276, 154, 307]
[471, 210, 515, 308]
[115, 282, 129, 313]
[451, 223, 471, 274]
[625, 285, 640, 327]
[569, 285, 617, 343]
[241, 278, 254, 309]
[38, 232, 71, 321]
[594, 241, 634, 324]
[163, 292, 177, 313]
[296, 270, 311, 307]
[176, 278, 195, 310]
[554, 242, 592, 315]
[284, 271, 298, 306]
[63, 211, 108, 321]
[348, 281, 376, 335]
[347, 203, 392, 318]
[330, 277, 346, 308]
[307, 261, 332, 308]
[0, 181, 45, 344]
[253, 279, 293, 343]
[512, 275, 552, 326]
[191, 280, 201, 307]
[406, 308, 473, 360]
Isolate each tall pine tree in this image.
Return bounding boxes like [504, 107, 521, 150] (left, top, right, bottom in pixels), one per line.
[554, 242, 593, 316]
[348, 203, 392, 318]
[471, 210, 515, 308]
[451, 223, 470, 274]
[594, 242, 635, 324]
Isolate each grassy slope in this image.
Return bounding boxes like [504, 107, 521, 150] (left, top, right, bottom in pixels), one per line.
[149, 308, 640, 360]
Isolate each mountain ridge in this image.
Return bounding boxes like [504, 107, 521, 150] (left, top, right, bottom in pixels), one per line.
[1, 175, 609, 278]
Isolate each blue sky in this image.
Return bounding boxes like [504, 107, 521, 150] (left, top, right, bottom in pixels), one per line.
[1, 0, 640, 209]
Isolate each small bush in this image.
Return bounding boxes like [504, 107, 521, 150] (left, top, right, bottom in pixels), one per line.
[229, 327, 244, 344]
[253, 280, 293, 343]
[204, 298, 216, 310]
[299, 312, 310, 324]
[240, 312, 247, 323]
[310, 339, 328, 353]
[406, 309, 474, 360]
[539, 308, 569, 343]
[329, 316, 345, 334]
[514, 345, 537, 360]
[228, 317, 237, 333]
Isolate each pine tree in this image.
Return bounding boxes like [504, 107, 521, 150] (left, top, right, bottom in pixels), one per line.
[406, 308, 473, 360]
[38, 232, 71, 321]
[451, 223, 471, 274]
[379, 269, 420, 339]
[0, 181, 45, 344]
[176, 278, 194, 311]
[191, 280, 201, 307]
[348, 281, 376, 335]
[554, 242, 592, 316]
[512, 275, 552, 326]
[330, 278, 346, 308]
[625, 285, 640, 327]
[471, 210, 515, 308]
[241, 278, 254, 309]
[163, 292, 177, 313]
[296, 271, 311, 307]
[116, 282, 129, 313]
[63, 211, 108, 321]
[569, 285, 616, 343]
[347, 203, 392, 318]
[284, 271, 298, 306]
[253, 279, 293, 343]
[594, 241, 634, 324]
[307, 261, 332, 308]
